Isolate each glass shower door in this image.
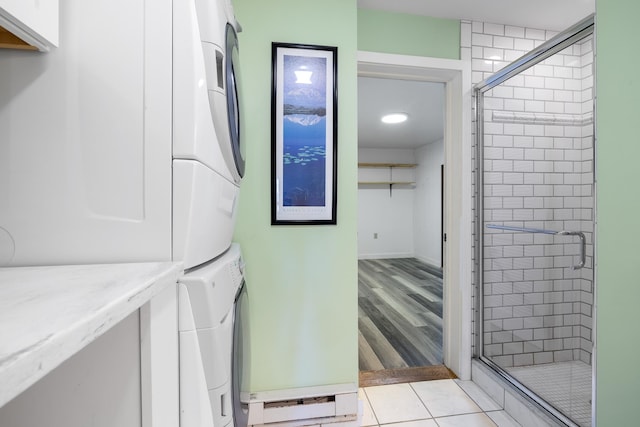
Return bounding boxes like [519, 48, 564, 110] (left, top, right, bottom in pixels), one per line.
[475, 18, 594, 427]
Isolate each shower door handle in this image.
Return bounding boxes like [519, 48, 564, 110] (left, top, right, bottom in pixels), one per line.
[558, 231, 586, 270]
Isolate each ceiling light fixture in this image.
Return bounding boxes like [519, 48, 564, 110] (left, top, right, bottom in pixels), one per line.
[381, 113, 408, 124]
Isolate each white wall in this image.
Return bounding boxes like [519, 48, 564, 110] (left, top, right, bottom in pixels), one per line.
[358, 148, 415, 259]
[414, 140, 444, 266]
[358, 145, 443, 264]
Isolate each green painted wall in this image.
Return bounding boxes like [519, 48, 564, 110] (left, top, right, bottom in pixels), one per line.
[595, 0, 640, 423]
[358, 8, 460, 59]
[233, 0, 358, 392]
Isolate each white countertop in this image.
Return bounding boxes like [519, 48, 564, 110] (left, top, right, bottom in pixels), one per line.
[0, 262, 182, 408]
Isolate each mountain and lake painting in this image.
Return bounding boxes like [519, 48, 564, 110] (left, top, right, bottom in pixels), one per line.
[281, 54, 328, 207]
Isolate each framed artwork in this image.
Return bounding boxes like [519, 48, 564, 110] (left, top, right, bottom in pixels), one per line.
[271, 42, 338, 225]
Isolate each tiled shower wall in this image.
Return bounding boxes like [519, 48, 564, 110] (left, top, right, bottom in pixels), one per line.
[464, 21, 594, 368]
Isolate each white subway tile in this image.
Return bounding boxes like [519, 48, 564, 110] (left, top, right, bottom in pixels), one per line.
[564, 55, 580, 67]
[523, 197, 543, 209]
[544, 101, 565, 113]
[503, 196, 523, 208]
[554, 161, 574, 173]
[534, 161, 553, 173]
[545, 77, 565, 90]
[484, 22, 505, 36]
[484, 147, 504, 159]
[472, 71, 485, 84]
[514, 136, 534, 148]
[525, 28, 546, 40]
[544, 54, 564, 67]
[524, 148, 544, 160]
[564, 79, 581, 91]
[492, 85, 513, 98]
[504, 49, 524, 61]
[505, 26, 525, 38]
[503, 172, 524, 184]
[493, 36, 514, 49]
[544, 173, 564, 185]
[461, 47, 471, 61]
[473, 58, 494, 72]
[524, 75, 545, 88]
[461, 22, 472, 47]
[484, 122, 504, 135]
[533, 88, 554, 100]
[471, 46, 484, 59]
[503, 74, 525, 87]
[504, 123, 524, 135]
[523, 173, 543, 184]
[546, 30, 559, 39]
[524, 100, 545, 112]
[514, 161, 534, 172]
[524, 124, 545, 136]
[485, 96, 505, 110]
[494, 135, 514, 147]
[492, 185, 513, 197]
[472, 21, 484, 33]
[545, 126, 564, 137]
[484, 172, 504, 184]
[554, 66, 573, 79]
[484, 47, 505, 60]
[513, 185, 533, 196]
[504, 148, 524, 160]
[504, 99, 525, 111]
[553, 137, 573, 149]
[473, 32, 493, 47]
[534, 64, 554, 77]
[554, 89, 574, 102]
[513, 38, 534, 51]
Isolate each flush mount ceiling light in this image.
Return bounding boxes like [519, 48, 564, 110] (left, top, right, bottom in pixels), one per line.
[381, 113, 408, 124]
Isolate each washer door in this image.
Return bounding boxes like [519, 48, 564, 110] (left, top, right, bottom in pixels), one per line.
[225, 23, 245, 179]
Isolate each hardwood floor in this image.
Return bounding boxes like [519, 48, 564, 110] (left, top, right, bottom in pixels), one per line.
[358, 258, 443, 372]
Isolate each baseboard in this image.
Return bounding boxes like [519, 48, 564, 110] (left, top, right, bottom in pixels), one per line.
[357, 252, 413, 260]
[414, 254, 440, 268]
[245, 383, 359, 427]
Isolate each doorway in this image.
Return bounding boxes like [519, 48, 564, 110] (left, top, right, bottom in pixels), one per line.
[357, 76, 446, 379]
[356, 52, 472, 384]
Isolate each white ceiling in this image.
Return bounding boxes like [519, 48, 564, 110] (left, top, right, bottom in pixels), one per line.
[358, 0, 594, 32]
[358, 77, 444, 149]
[356, 0, 595, 150]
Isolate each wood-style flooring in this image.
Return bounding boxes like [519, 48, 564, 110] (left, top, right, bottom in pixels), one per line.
[358, 258, 443, 372]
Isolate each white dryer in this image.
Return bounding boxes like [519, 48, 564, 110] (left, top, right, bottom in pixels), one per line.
[178, 243, 248, 427]
[173, 0, 245, 269]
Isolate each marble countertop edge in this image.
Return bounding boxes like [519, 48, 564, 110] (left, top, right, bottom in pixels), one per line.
[0, 261, 183, 408]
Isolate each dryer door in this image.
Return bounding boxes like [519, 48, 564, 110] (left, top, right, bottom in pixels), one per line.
[225, 23, 245, 179]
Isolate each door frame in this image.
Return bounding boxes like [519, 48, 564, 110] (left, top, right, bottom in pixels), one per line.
[357, 51, 472, 379]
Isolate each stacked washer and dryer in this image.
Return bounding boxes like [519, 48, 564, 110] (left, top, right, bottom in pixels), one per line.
[0, 0, 248, 425]
[174, 0, 249, 426]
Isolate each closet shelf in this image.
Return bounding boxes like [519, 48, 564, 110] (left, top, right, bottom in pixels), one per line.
[358, 181, 415, 185]
[358, 162, 417, 168]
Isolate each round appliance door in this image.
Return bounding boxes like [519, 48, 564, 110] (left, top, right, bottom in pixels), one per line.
[226, 23, 245, 178]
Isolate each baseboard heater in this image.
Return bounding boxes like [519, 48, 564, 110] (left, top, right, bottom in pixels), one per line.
[244, 383, 359, 427]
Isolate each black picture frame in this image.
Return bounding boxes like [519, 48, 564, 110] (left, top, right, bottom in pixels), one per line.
[271, 42, 338, 225]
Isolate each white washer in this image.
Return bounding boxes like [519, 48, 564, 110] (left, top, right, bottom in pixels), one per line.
[178, 243, 248, 427]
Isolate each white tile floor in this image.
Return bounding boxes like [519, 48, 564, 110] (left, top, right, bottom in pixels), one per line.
[359, 379, 522, 427]
[507, 361, 591, 427]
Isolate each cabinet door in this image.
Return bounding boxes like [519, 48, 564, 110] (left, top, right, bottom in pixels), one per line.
[0, 0, 58, 50]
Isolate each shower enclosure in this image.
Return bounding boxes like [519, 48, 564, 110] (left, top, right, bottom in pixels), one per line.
[474, 16, 595, 427]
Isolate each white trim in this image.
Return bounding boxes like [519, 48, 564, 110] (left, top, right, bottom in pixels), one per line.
[357, 51, 472, 380]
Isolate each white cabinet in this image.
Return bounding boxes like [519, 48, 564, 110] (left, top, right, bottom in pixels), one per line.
[0, 0, 58, 51]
